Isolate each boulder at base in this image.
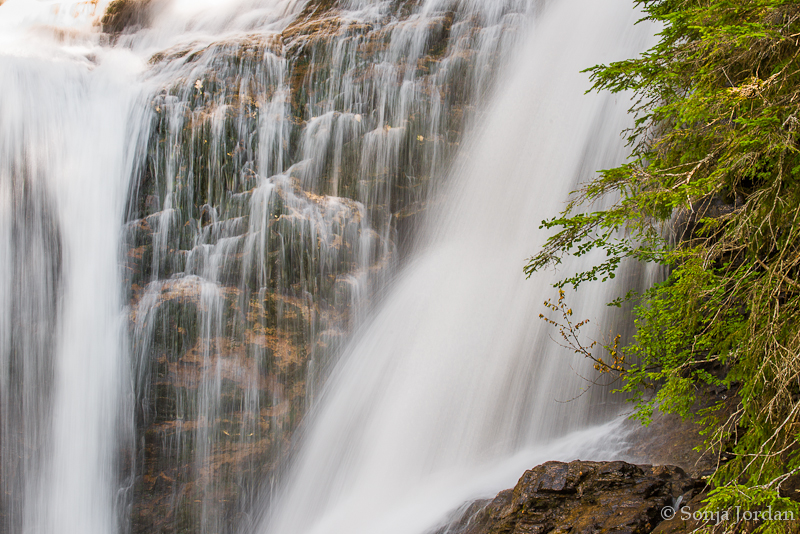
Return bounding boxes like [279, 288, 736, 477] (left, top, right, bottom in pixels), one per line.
[455, 460, 702, 534]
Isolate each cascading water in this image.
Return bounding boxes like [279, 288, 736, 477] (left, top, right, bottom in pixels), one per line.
[118, 2, 533, 531]
[0, 0, 655, 533]
[0, 2, 145, 532]
[252, 1, 656, 533]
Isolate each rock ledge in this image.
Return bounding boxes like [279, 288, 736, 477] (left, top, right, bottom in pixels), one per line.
[452, 460, 703, 534]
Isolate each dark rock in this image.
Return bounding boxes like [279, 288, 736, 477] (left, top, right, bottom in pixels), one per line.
[780, 472, 800, 503]
[674, 193, 743, 244]
[649, 490, 710, 534]
[455, 460, 702, 534]
[621, 376, 739, 479]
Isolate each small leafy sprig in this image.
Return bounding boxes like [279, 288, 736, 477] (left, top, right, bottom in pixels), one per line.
[539, 289, 624, 376]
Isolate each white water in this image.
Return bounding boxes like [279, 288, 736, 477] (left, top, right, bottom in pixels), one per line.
[0, 2, 146, 532]
[0, 0, 656, 533]
[255, 1, 655, 533]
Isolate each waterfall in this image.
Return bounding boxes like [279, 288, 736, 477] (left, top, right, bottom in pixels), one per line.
[253, 1, 656, 533]
[0, 1, 655, 533]
[0, 2, 146, 532]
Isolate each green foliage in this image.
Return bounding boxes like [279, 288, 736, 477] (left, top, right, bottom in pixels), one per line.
[527, 0, 800, 525]
[619, 254, 746, 425]
[705, 484, 800, 533]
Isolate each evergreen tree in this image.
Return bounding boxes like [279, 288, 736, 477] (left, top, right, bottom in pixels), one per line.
[528, 2, 800, 529]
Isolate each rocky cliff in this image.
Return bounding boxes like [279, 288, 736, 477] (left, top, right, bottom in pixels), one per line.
[107, 0, 529, 532]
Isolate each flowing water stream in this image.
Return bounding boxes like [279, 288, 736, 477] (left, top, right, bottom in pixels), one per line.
[254, 1, 656, 532]
[0, 1, 655, 533]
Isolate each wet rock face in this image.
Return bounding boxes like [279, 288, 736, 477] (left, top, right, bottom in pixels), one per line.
[112, 0, 531, 531]
[455, 461, 702, 534]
